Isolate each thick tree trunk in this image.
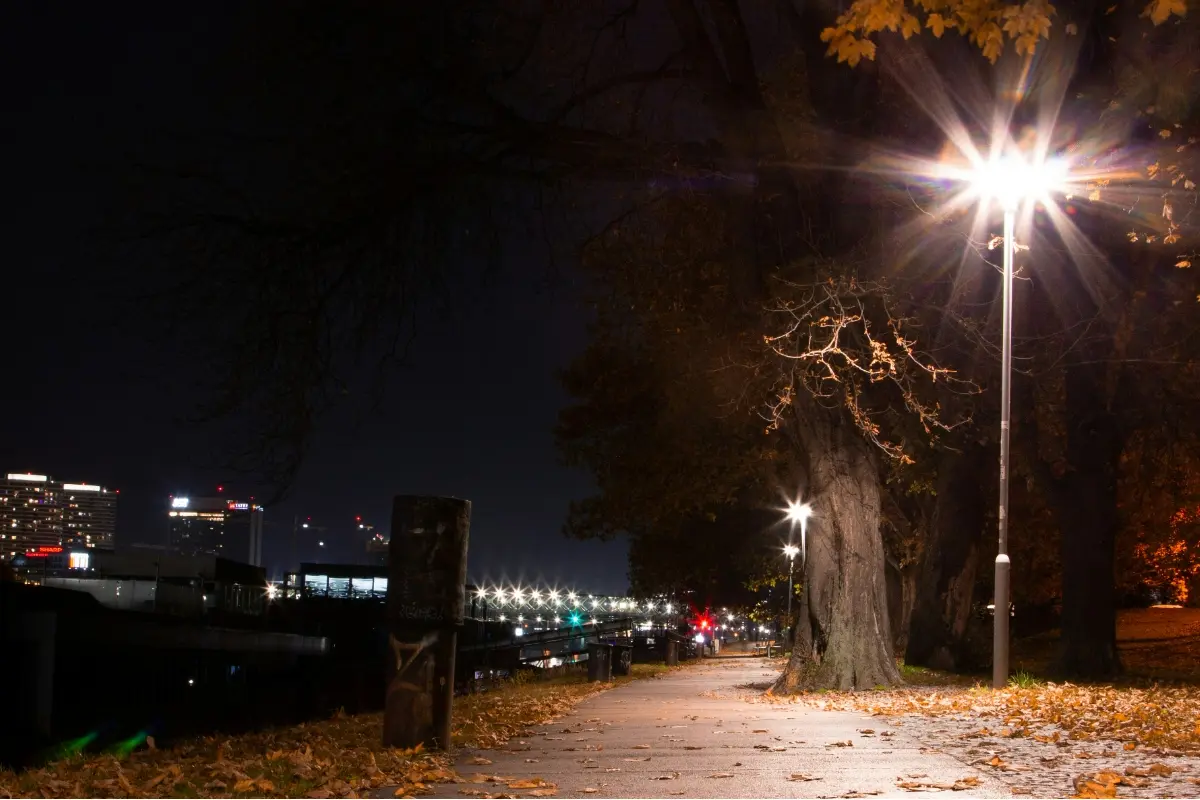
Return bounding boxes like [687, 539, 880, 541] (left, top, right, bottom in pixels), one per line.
[1054, 366, 1122, 679]
[775, 411, 901, 691]
[905, 448, 988, 671]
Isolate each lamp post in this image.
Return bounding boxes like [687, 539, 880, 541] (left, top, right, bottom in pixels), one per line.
[782, 544, 799, 643]
[783, 501, 812, 647]
[961, 152, 1067, 689]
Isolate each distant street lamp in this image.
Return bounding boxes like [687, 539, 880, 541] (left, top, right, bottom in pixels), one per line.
[782, 544, 800, 644]
[782, 500, 812, 647]
[949, 149, 1067, 689]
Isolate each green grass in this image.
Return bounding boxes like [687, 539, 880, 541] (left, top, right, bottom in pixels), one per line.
[1007, 670, 1043, 689]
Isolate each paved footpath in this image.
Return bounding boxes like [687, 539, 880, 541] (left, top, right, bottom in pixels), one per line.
[390, 657, 1012, 798]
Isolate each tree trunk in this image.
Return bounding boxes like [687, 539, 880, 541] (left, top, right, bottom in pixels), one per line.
[775, 410, 901, 691]
[1054, 365, 1122, 679]
[905, 447, 988, 671]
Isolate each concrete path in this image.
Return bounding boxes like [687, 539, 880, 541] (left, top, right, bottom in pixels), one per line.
[397, 657, 1011, 798]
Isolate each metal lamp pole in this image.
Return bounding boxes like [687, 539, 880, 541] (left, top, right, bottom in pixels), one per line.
[786, 553, 795, 645]
[782, 543, 800, 646]
[993, 207, 1015, 690]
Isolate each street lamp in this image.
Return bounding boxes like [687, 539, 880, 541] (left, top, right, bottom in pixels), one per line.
[782, 544, 800, 644]
[960, 149, 1067, 689]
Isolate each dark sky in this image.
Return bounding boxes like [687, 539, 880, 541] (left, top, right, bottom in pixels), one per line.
[2, 1, 630, 593]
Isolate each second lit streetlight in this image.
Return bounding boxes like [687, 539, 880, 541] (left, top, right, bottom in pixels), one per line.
[783, 500, 813, 646]
[782, 543, 800, 644]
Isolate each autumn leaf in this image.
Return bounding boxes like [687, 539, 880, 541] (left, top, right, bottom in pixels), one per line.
[789, 773, 820, 781]
[507, 778, 553, 789]
[1144, 0, 1188, 24]
[708, 772, 736, 778]
[926, 13, 947, 37]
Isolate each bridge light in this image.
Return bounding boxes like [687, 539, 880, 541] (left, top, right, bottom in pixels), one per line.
[499, 614, 506, 622]
[569, 612, 582, 626]
[476, 588, 487, 598]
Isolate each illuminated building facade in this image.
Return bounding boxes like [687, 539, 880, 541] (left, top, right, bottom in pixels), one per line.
[1, 472, 118, 561]
[62, 482, 118, 551]
[167, 496, 265, 566]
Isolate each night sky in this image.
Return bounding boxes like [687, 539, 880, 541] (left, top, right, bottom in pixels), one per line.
[2, 1, 630, 593]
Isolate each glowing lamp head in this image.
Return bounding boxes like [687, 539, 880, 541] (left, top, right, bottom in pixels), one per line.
[783, 544, 800, 559]
[785, 501, 813, 525]
[969, 154, 1068, 212]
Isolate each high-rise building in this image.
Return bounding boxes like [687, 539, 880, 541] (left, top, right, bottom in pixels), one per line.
[167, 496, 264, 566]
[61, 482, 118, 551]
[1, 472, 118, 561]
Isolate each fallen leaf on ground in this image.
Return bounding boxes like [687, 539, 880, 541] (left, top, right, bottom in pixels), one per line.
[633, 744, 651, 749]
[652, 772, 681, 780]
[469, 757, 493, 766]
[789, 773, 820, 781]
[582, 789, 597, 794]
[507, 778, 553, 790]
[709, 772, 735, 778]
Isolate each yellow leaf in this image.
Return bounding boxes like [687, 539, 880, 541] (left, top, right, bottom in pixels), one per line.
[1144, 0, 1187, 24]
[900, 13, 922, 39]
[927, 13, 947, 37]
[233, 778, 257, 793]
[508, 778, 553, 789]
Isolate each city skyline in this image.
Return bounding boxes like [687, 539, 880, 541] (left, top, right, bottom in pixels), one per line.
[1, 471, 118, 561]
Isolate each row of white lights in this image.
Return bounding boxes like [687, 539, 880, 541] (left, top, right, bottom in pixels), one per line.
[474, 587, 676, 614]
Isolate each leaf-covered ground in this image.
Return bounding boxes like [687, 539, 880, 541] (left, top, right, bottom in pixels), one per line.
[758, 609, 1200, 797]
[0, 664, 671, 799]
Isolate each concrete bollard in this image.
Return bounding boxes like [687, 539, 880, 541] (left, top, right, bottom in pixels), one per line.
[383, 496, 471, 752]
[587, 642, 613, 681]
